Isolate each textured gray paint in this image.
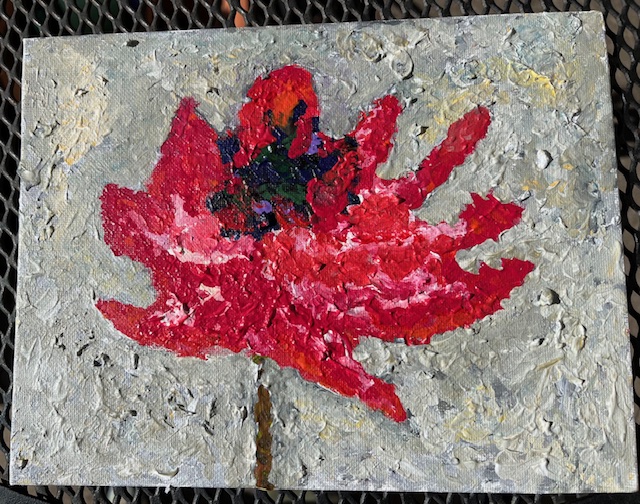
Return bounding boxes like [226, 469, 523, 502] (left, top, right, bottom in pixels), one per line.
[11, 12, 637, 492]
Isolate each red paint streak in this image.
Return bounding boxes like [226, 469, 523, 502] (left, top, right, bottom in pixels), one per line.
[97, 65, 534, 423]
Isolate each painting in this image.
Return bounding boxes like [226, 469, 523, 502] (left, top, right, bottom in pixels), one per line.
[11, 12, 637, 493]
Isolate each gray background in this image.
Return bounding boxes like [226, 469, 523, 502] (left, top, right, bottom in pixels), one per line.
[10, 13, 637, 493]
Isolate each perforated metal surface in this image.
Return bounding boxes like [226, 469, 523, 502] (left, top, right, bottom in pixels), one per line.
[0, 0, 638, 502]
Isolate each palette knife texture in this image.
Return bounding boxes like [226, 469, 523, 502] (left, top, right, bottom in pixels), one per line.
[11, 12, 638, 492]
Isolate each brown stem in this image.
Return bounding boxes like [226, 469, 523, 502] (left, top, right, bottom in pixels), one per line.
[254, 382, 274, 490]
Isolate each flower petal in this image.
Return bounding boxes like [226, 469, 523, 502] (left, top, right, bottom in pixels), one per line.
[235, 65, 320, 165]
[351, 95, 402, 193]
[247, 320, 407, 422]
[306, 150, 359, 230]
[100, 184, 170, 265]
[305, 96, 401, 226]
[381, 106, 491, 208]
[454, 193, 525, 250]
[148, 97, 230, 217]
[367, 257, 534, 345]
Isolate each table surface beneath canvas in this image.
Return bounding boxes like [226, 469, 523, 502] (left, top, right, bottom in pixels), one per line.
[1, 1, 640, 503]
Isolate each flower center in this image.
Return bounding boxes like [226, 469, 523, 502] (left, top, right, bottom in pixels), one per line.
[207, 130, 344, 240]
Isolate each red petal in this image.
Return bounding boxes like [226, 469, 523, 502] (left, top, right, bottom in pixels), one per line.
[288, 115, 315, 159]
[247, 321, 407, 422]
[368, 257, 534, 345]
[351, 95, 402, 193]
[148, 98, 230, 216]
[307, 150, 359, 229]
[100, 184, 169, 265]
[382, 106, 491, 208]
[306, 96, 401, 223]
[235, 65, 319, 165]
[96, 298, 243, 358]
[455, 193, 525, 250]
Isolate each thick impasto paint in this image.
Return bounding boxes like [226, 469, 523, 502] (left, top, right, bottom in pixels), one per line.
[97, 65, 533, 422]
[12, 13, 637, 493]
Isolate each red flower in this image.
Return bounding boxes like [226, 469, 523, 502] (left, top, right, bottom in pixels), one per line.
[97, 65, 534, 422]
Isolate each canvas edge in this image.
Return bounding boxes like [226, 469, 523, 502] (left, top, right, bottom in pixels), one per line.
[17, 11, 608, 51]
[590, 8, 640, 494]
[8, 39, 36, 487]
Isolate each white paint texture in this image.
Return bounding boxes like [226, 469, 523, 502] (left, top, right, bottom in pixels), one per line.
[11, 13, 638, 492]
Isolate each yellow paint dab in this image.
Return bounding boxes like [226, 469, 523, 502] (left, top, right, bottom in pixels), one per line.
[456, 425, 490, 443]
[536, 357, 563, 370]
[487, 58, 557, 106]
[522, 178, 544, 191]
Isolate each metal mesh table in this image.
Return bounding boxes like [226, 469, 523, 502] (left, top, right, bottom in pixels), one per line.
[0, 0, 639, 502]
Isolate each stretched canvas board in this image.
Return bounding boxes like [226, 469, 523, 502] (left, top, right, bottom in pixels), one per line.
[11, 12, 638, 492]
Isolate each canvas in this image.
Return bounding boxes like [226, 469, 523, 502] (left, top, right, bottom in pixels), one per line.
[11, 12, 637, 493]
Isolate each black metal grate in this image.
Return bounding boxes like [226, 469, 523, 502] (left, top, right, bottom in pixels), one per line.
[0, 0, 639, 502]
